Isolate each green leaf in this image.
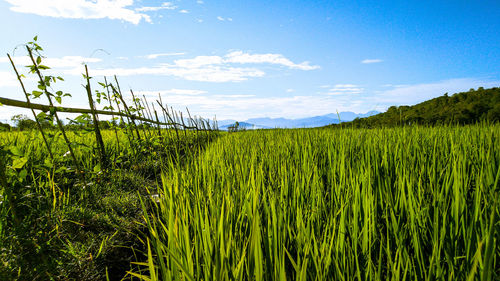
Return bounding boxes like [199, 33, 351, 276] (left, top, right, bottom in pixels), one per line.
[10, 147, 24, 157]
[32, 90, 43, 98]
[36, 56, 42, 65]
[37, 111, 47, 120]
[12, 157, 28, 169]
[33, 35, 38, 41]
[19, 169, 28, 180]
[55, 96, 62, 104]
[38, 65, 50, 70]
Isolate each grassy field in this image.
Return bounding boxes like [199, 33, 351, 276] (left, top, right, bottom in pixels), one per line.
[1, 125, 499, 280]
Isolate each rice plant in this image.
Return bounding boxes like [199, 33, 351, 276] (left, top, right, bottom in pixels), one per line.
[134, 125, 499, 281]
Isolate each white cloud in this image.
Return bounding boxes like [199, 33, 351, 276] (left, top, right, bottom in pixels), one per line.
[88, 65, 265, 82]
[325, 84, 364, 95]
[361, 59, 383, 64]
[1, 55, 101, 69]
[88, 51, 317, 82]
[5, 0, 152, 24]
[197, 19, 203, 23]
[216, 16, 233, 22]
[225, 51, 320, 70]
[286, 89, 294, 93]
[335, 84, 358, 88]
[196, 0, 203, 4]
[212, 94, 255, 98]
[173, 56, 224, 68]
[135, 2, 177, 12]
[0, 71, 18, 87]
[139, 89, 207, 96]
[143, 52, 185, 59]
[1, 51, 318, 83]
[132, 92, 366, 120]
[179, 9, 189, 13]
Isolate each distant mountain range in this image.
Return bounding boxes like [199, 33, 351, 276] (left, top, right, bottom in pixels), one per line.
[218, 111, 380, 130]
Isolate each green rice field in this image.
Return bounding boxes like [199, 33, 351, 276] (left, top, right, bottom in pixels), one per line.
[1, 125, 499, 280]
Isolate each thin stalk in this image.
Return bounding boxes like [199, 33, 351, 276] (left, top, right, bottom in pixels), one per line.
[26, 46, 84, 178]
[7, 53, 53, 160]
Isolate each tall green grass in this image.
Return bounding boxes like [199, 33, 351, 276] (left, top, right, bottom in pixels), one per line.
[0, 128, 216, 280]
[137, 125, 499, 280]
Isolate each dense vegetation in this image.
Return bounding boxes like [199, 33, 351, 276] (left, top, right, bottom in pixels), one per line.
[0, 129, 217, 280]
[333, 87, 500, 128]
[135, 125, 499, 281]
[1, 39, 498, 280]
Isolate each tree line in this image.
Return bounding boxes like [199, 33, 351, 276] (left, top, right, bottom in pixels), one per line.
[331, 87, 500, 128]
[0, 114, 155, 131]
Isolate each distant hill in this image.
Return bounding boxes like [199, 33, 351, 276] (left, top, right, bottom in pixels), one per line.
[331, 87, 500, 128]
[219, 122, 272, 130]
[218, 111, 379, 130]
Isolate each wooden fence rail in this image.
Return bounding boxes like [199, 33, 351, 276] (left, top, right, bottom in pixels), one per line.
[3, 46, 218, 174]
[0, 96, 198, 129]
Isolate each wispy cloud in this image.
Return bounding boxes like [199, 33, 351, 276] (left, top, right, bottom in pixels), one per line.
[361, 59, 383, 64]
[135, 2, 177, 12]
[144, 78, 500, 120]
[0, 55, 101, 69]
[87, 65, 265, 82]
[0, 71, 18, 87]
[325, 84, 364, 95]
[139, 89, 207, 97]
[217, 16, 232, 21]
[4, 0, 153, 24]
[1, 51, 319, 83]
[225, 51, 320, 70]
[212, 94, 255, 98]
[143, 52, 185, 59]
[131, 92, 366, 120]
[174, 56, 224, 68]
[286, 89, 294, 93]
[86, 51, 319, 82]
[179, 9, 189, 14]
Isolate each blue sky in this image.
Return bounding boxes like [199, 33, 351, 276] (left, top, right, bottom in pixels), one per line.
[0, 0, 499, 121]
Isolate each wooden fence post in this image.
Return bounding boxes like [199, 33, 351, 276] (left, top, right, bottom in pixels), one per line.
[104, 76, 121, 152]
[84, 65, 107, 169]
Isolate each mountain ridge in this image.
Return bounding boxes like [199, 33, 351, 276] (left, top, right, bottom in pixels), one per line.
[218, 111, 380, 130]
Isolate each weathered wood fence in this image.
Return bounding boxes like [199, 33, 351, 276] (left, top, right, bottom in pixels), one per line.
[2, 47, 218, 174]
